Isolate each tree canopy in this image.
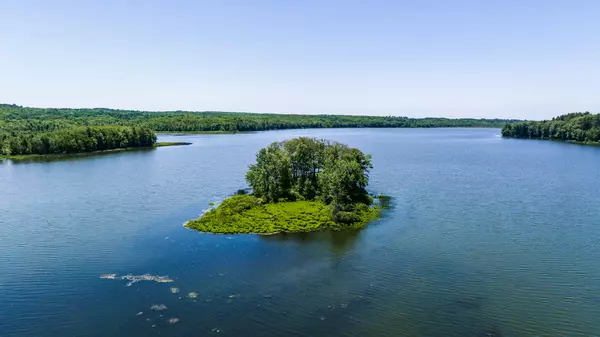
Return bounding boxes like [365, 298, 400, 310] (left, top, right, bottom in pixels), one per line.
[246, 138, 373, 224]
[1, 103, 517, 135]
[0, 125, 156, 156]
[501, 112, 600, 143]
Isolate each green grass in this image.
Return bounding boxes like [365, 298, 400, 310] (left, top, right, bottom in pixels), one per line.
[185, 195, 380, 234]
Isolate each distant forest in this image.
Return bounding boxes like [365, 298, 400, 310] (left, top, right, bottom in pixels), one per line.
[1, 104, 518, 156]
[502, 112, 600, 144]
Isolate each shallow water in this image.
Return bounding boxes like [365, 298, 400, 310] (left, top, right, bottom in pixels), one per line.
[1, 128, 600, 336]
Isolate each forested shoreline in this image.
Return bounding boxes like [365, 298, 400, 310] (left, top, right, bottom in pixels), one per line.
[1, 104, 516, 133]
[502, 112, 600, 144]
[0, 103, 519, 157]
[0, 125, 157, 156]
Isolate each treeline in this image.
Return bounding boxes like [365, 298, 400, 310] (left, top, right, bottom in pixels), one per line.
[0, 103, 518, 157]
[502, 112, 600, 143]
[0, 125, 156, 156]
[1, 104, 517, 135]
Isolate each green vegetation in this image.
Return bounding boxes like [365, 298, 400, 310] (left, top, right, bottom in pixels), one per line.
[0, 102, 518, 158]
[186, 195, 379, 234]
[0, 103, 518, 158]
[186, 138, 383, 234]
[1, 103, 516, 134]
[0, 141, 189, 162]
[502, 112, 600, 144]
[0, 125, 156, 156]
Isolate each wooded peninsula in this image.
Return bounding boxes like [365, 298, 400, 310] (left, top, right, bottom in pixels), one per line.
[502, 112, 600, 144]
[186, 137, 385, 234]
[1, 104, 517, 157]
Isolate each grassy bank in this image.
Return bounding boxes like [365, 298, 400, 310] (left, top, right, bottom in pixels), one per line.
[185, 195, 380, 234]
[0, 142, 191, 162]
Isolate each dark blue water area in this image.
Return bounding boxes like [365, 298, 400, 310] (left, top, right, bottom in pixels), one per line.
[1, 128, 600, 336]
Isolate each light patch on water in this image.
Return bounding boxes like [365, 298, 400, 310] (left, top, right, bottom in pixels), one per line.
[187, 292, 198, 299]
[167, 318, 180, 324]
[150, 304, 168, 311]
[170, 287, 180, 294]
[100, 274, 117, 279]
[100, 273, 174, 286]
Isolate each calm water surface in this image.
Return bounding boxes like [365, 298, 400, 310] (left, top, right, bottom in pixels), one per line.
[1, 128, 600, 336]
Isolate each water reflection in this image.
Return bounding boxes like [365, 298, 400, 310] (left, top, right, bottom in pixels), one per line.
[258, 229, 363, 256]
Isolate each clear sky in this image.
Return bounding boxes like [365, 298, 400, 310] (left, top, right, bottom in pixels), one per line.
[1, 0, 598, 119]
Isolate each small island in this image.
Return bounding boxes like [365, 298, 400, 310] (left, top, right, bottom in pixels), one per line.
[186, 137, 382, 234]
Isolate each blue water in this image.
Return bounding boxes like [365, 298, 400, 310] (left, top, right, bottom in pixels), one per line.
[1, 128, 599, 336]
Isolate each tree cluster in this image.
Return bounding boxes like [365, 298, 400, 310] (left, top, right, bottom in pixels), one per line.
[0, 126, 156, 156]
[502, 112, 600, 143]
[245, 138, 373, 224]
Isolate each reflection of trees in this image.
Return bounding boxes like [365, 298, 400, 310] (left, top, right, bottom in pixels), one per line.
[258, 229, 363, 256]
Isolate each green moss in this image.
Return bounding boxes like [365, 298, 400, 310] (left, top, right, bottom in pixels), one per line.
[185, 195, 380, 234]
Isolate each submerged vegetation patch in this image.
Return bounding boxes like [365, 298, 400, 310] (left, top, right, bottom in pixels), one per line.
[373, 194, 392, 209]
[166, 318, 180, 325]
[186, 137, 386, 234]
[100, 273, 174, 286]
[150, 304, 168, 311]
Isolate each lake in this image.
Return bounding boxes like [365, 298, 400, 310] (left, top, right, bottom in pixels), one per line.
[1, 128, 600, 336]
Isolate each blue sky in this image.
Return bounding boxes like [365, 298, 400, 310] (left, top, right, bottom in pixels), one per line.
[1, 0, 598, 119]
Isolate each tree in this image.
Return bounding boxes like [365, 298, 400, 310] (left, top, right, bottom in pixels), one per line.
[245, 138, 373, 223]
[246, 143, 291, 203]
